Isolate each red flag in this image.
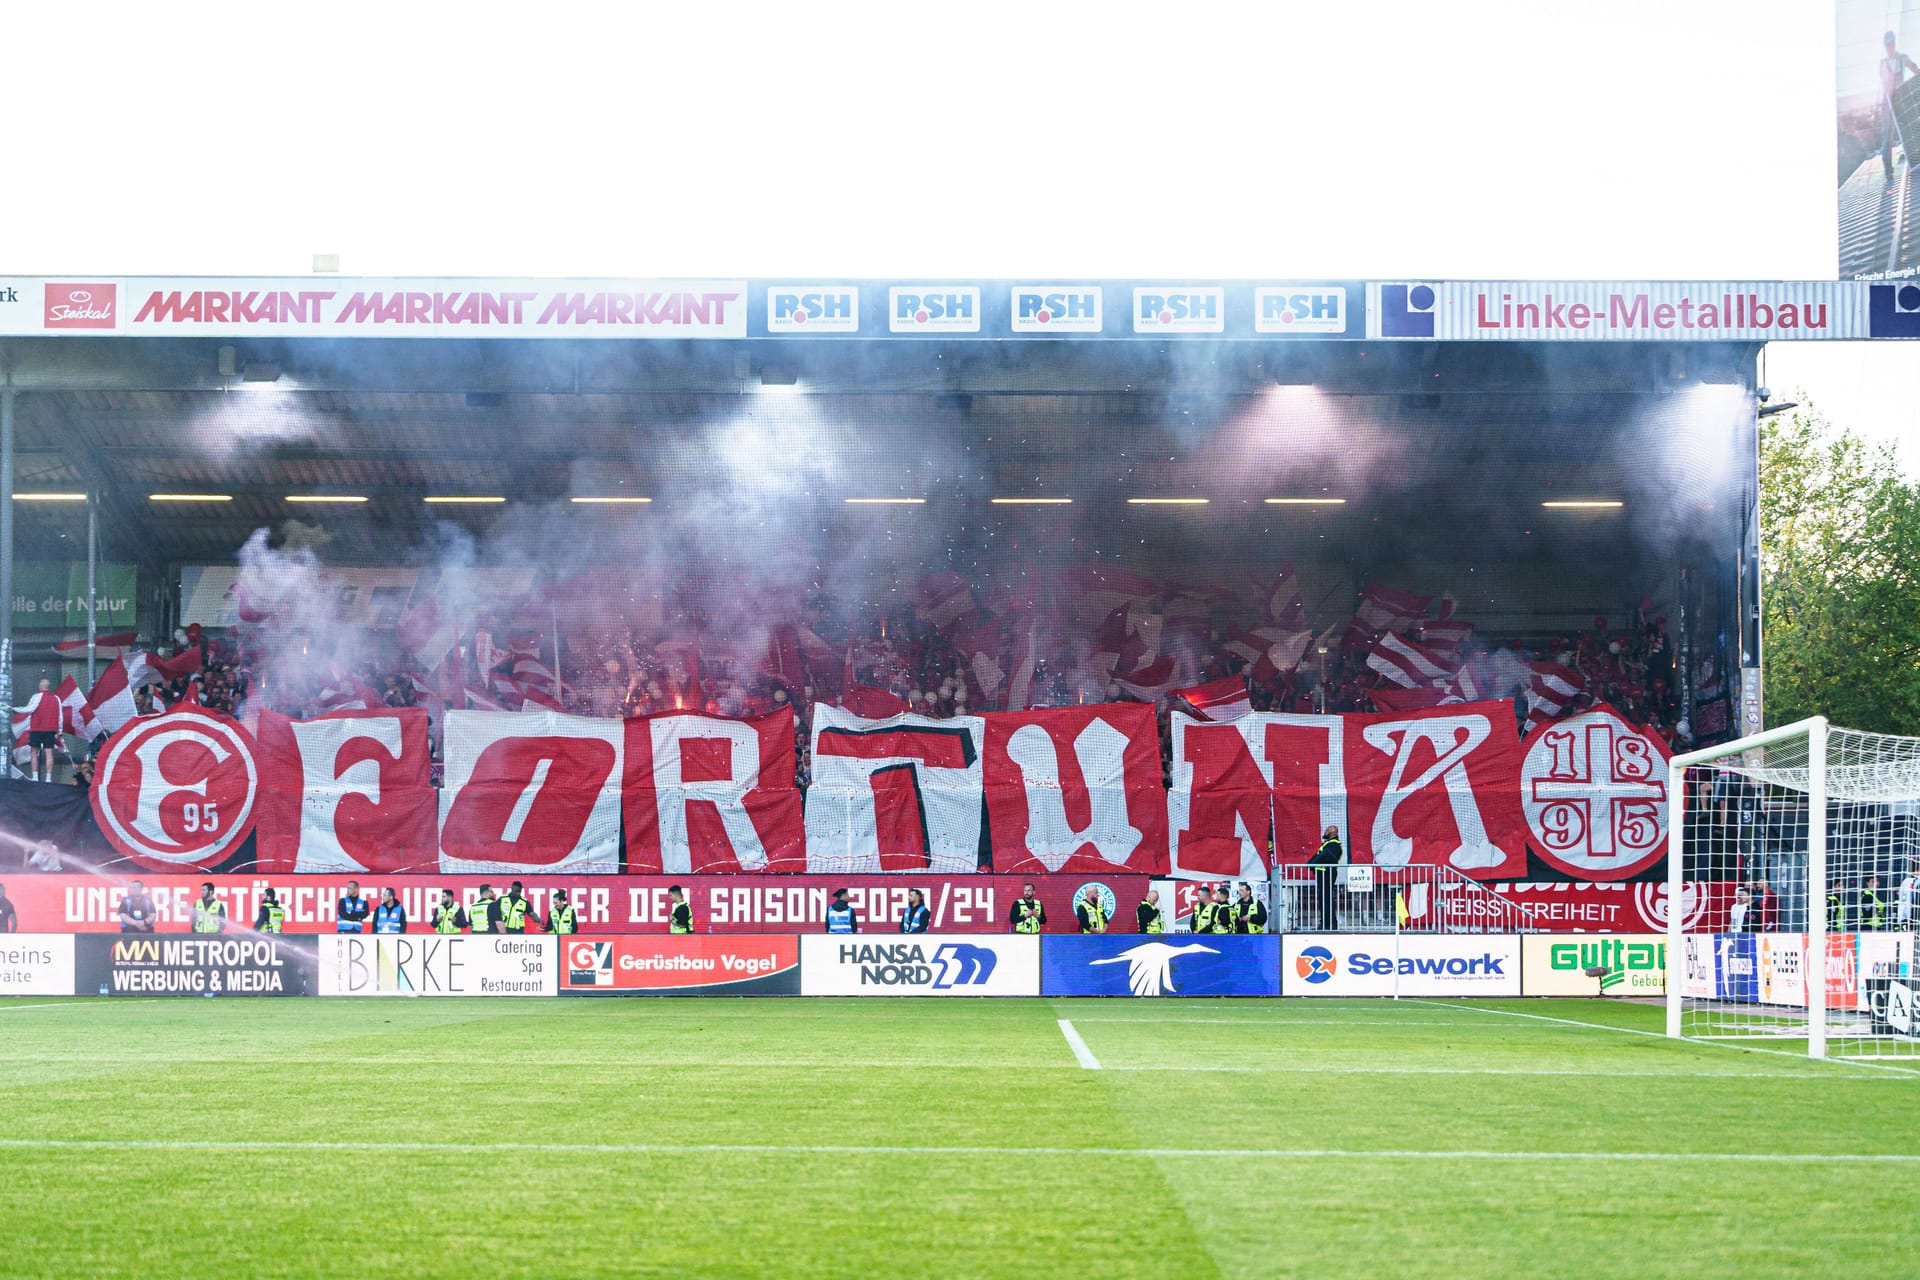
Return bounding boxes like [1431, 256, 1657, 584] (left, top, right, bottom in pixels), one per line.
[841, 684, 910, 719]
[1369, 685, 1451, 713]
[149, 646, 203, 681]
[757, 624, 805, 691]
[53, 630, 139, 656]
[912, 572, 975, 631]
[1174, 676, 1252, 722]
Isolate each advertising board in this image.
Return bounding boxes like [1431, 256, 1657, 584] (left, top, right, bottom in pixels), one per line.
[1282, 933, 1521, 997]
[318, 935, 556, 996]
[0, 935, 75, 996]
[17, 873, 1136, 935]
[559, 936, 800, 995]
[1521, 934, 1666, 997]
[74, 934, 315, 996]
[1041, 935, 1278, 997]
[798, 935, 1039, 996]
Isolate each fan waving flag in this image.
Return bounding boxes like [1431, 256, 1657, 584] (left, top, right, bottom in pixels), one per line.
[81, 651, 158, 736]
[842, 684, 910, 719]
[1365, 632, 1457, 690]
[53, 630, 139, 659]
[1342, 582, 1430, 651]
[1174, 676, 1252, 722]
[1112, 655, 1178, 701]
[1525, 661, 1584, 727]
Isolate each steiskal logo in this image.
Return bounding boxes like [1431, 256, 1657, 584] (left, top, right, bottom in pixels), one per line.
[45, 282, 117, 329]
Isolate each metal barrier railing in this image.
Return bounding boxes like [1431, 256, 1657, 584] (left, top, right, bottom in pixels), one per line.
[1268, 862, 1548, 934]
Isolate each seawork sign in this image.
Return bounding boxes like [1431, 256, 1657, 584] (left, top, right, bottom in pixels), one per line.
[75, 934, 315, 996]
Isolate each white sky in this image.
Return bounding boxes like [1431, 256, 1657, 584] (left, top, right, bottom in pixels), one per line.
[4, 0, 1912, 466]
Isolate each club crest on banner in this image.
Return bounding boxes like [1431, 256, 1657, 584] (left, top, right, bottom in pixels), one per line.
[1518, 706, 1669, 878]
[90, 707, 260, 869]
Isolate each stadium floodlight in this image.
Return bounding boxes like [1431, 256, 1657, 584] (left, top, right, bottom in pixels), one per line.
[423, 496, 507, 505]
[844, 497, 924, 505]
[285, 495, 368, 504]
[1127, 497, 1209, 506]
[149, 493, 233, 502]
[1264, 497, 1346, 505]
[570, 496, 653, 504]
[11, 492, 87, 502]
[990, 497, 1072, 505]
[1667, 716, 1920, 1064]
[1541, 500, 1624, 509]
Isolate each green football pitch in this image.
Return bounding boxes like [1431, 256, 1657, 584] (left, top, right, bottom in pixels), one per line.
[0, 996, 1913, 1278]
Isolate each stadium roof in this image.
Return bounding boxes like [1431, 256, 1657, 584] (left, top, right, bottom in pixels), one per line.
[0, 336, 1755, 569]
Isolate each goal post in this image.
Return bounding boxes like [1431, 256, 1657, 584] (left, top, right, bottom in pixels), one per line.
[1666, 716, 1920, 1062]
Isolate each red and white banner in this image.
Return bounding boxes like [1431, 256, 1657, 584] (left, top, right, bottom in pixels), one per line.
[438, 709, 625, 873]
[1517, 706, 1670, 878]
[15, 873, 1148, 935]
[62, 701, 1672, 884]
[1343, 702, 1529, 879]
[1167, 700, 1614, 882]
[804, 704, 986, 873]
[89, 707, 261, 871]
[1404, 879, 1737, 934]
[255, 708, 438, 874]
[623, 708, 804, 875]
[983, 704, 1168, 876]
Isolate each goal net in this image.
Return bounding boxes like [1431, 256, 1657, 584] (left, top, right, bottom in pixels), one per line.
[1666, 717, 1920, 1062]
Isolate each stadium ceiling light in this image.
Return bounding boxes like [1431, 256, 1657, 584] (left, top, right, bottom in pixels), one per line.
[1127, 497, 1210, 505]
[1541, 500, 1625, 510]
[844, 497, 925, 505]
[1264, 497, 1346, 505]
[11, 492, 87, 502]
[990, 497, 1073, 505]
[423, 496, 507, 505]
[285, 495, 368, 504]
[149, 493, 233, 502]
[569, 496, 653, 504]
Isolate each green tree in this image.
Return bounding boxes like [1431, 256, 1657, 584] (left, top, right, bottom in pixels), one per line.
[1760, 404, 1920, 733]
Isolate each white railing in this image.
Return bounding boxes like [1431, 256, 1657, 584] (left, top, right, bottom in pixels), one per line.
[1268, 862, 1549, 934]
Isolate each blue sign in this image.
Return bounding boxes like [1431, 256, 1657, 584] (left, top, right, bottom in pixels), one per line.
[1378, 282, 1437, 337]
[742, 280, 1366, 339]
[1868, 283, 1920, 337]
[1041, 935, 1279, 997]
[1714, 933, 1757, 1003]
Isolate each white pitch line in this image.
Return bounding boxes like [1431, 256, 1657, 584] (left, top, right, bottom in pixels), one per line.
[1096, 1065, 1834, 1079]
[0, 1137, 1913, 1163]
[1410, 1001, 1920, 1077]
[0, 1002, 100, 1014]
[1057, 1019, 1101, 1070]
[1069, 1017, 1471, 1026]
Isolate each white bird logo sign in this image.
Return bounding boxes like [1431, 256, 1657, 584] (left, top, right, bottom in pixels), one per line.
[1090, 941, 1219, 996]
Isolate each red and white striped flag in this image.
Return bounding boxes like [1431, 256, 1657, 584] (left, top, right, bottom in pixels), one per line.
[1174, 675, 1252, 722]
[53, 630, 139, 658]
[1226, 625, 1314, 682]
[1112, 655, 1178, 701]
[82, 651, 158, 736]
[1365, 632, 1457, 689]
[1525, 661, 1583, 727]
[1343, 582, 1430, 650]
